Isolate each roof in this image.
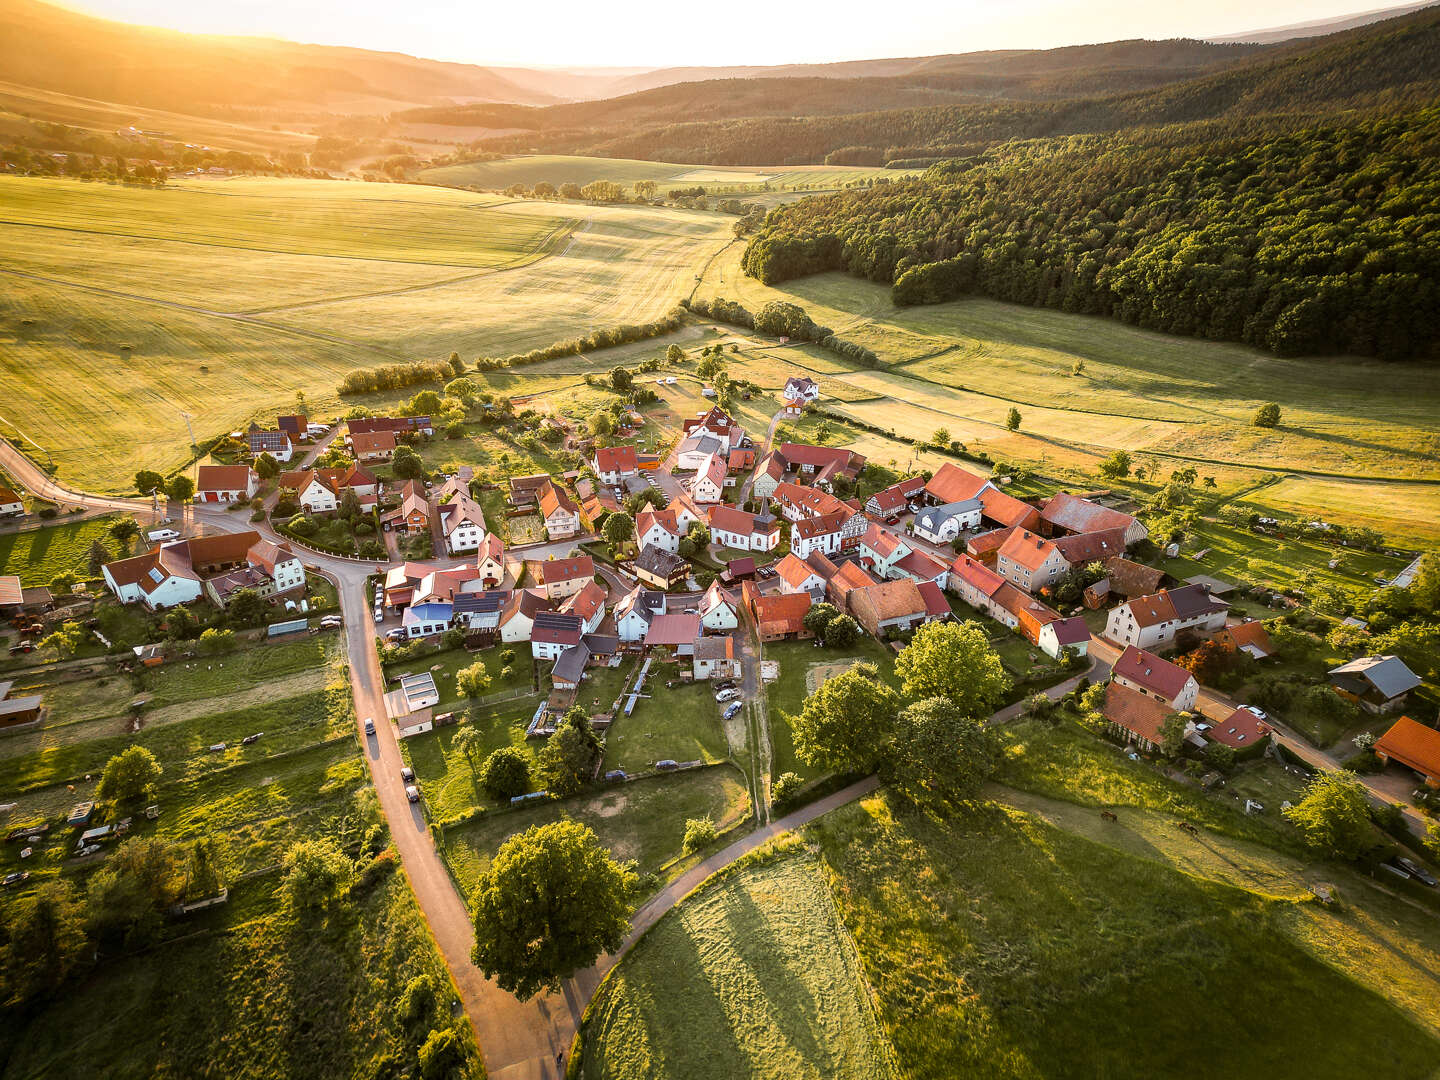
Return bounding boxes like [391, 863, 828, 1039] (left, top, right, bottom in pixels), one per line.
[699, 580, 737, 617]
[1045, 616, 1091, 647]
[998, 529, 1060, 574]
[196, 464, 253, 492]
[438, 494, 488, 533]
[583, 633, 619, 655]
[1103, 682, 1172, 744]
[594, 444, 639, 474]
[914, 498, 981, 532]
[349, 429, 397, 455]
[1113, 645, 1194, 702]
[925, 463, 991, 504]
[773, 482, 849, 519]
[1209, 708, 1273, 749]
[276, 414, 307, 436]
[1123, 584, 1228, 628]
[950, 554, 1006, 598]
[403, 602, 453, 625]
[1374, 716, 1440, 778]
[1040, 492, 1140, 537]
[777, 443, 864, 475]
[635, 545, 687, 577]
[247, 429, 291, 454]
[804, 550, 839, 580]
[774, 553, 820, 590]
[893, 548, 949, 583]
[693, 635, 735, 661]
[861, 521, 907, 559]
[562, 580, 607, 622]
[1329, 655, 1423, 699]
[854, 579, 927, 622]
[783, 376, 818, 396]
[1104, 557, 1166, 598]
[721, 557, 758, 581]
[527, 555, 594, 585]
[476, 532, 505, 566]
[500, 588, 551, 625]
[708, 504, 767, 537]
[0, 486, 20, 504]
[397, 480, 429, 521]
[551, 642, 591, 683]
[1222, 620, 1275, 659]
[979, 487, 1041, 530]
[615, 585, 665, 622]
[697, 452, 728, 489]
[348, 416, 429, 435]
[538, 481, 578, 519]
[0, 576, 22, 607]
[678, 433, 724, 459]
[750, 590, 812, 634]
[645, 613, 702, 646]
[793, 510, 848, 541]
[1051, 528, 1127, 566]
[244, 538, 296, 576]
[684, 405, 737, 434]
[531, 611, 584, 645]
[829, 559, 877, 599]
[638, 508, 683, 539]
[917, 580, 951, 619]
[452, 589, 508, 615]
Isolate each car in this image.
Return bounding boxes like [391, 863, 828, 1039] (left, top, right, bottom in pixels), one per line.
[713, 679, 738, 691]
[1194, 722, 1212, 733]
[723, 702, 743, 720]
[1241, 705, 1269, 721]
[207, 742, 227, 753]
[401, 766, 415, 783]
[1380, 861, 1412, 881]
[146, 528, 181, 543]
[2, 871, 29, 887]
[405, 785, 420, 803]
[363, 717, 376, 735]
[241, 732, 263, 746]
[655, 759, 679, 771]
[714, 689, 740, 703]
[385, 627, 407, 640]
[1395, 857, 1438, 887]
[76, 844, 101, 857]
[373, 609, 383, 624]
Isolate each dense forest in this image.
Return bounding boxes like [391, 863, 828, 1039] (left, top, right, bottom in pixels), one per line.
[740, 109, 1440, 361]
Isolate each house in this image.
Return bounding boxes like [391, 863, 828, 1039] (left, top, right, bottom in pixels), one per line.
[637, 508, 684, 553]
[350, 430, 397, 463]
[979, 487, 1041, 531]
[499, 588, 552, 642]
[561, 580, 607, 634]
[576, 478, 621, 527]
[772, 481, 849, 523]
[0, 577, 51, 617]
[1216, 621, 1275, 660]
[525, 555, 595, 600]
[474, 534, 505, 588]
[912, 498, 983, 544]
[247, 426, 293, 462]
[1328, 656, 1423, 714]
[281, 466, 379, 515]
[691, 453, 728, 504]
[924, 463, 991, 505]
[750, 453, 788, 500]
[917, 580, 952, 623]
[826, 558, 877, 612]
[667, 493, 707, 533]
[948, 554, 1017, 628]
[1100, 558, 1167, 600]
[850, 579, 930, 639]
[437, 494, 489, 554]
[615, 586, 666, 642]
[997, 530, 1070, 595]
[858, 521, 938, 583]
[537, 481, 582, 539]
[964, 526, 1016, 565]
[385, 672, 440, 738]
[412, 567, 474, 605]
[676, 433, 726, 472]
[634, 545, 689, 590]
[1206, 707, 1273, 755]
[1373, 716, 1440, 788]
[103, 532, 303, 610]
[689, 583, 733, 633]
[707, 504, 780, 552]
[743, 583, 812, 642]
[720, 557, 758, 587]
[1051, 528, 1127, 569]
[645, 613, 702, 655]
[693, 635, 741, 680]
[865, 476, 926, 520]
[1040, 492, 1147, 546]
[681, 406, 742, 445]
[402, 602, 453, 639]
[0, 486, 24, 516]
[781, 376, 820, 415]
[0, 681, 43, 729]
[195, 465, 258, 504]
[1101, 681, 1179, 753]
[1105, 585, 1229, 650]
[1037, 616, 1091, 660]
[382, 562, 433, 609]
[790, 511, 847, 559]
[508, 473, 552, 507]
[550, 641, 592, 690]
[774, 553, 826, 599]
[728, 446, 756, 473]
[348, 415, 433, 438]
[452, 590, 508, 636]
[531, 611, 585, 660]
[593, 444, 639, 486]
[774, 443, 866, 489]
[277, 415, 308, 442]
[1112, 645, 1199, 711]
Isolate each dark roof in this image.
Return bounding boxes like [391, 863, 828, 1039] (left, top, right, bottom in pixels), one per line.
[531, 611, 584, 645]
[1329, 656, 1422, 699]
[635, 545, 686, 576]
[452, 590, 508, 614]
[552, 643, 591, 683]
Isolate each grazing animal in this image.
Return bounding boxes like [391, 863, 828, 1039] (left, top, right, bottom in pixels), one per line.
[1100, 810, 1118, 823]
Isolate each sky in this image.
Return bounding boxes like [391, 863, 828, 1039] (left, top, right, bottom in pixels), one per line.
[58, 0, 1413, 68]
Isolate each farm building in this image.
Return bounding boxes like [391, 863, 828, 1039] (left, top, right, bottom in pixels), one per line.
[693, 635, 740, 681]
[195, 465, 258, 504]
[1328, 656, 1423, 714]
[1373, 716, 1440, 787]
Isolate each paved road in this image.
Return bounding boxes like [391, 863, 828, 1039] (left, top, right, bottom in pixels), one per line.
[738, 407, 786, 505]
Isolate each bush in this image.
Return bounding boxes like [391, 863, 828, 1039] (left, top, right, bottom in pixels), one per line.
[771, 772, 803, 807]
[480, 746, 531, 801]
[682, 817, 717, 853]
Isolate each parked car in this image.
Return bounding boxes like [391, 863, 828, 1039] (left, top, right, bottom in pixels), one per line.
[724, 702, 743, 720]
[655, 759, 679, 771]
[2, 871, 30, 887]
[241, 732, 263, 746]
[207, 742, 226, 753]
[385, 627, 407, 640]
[405, 785, 420, 803]
[1395, 857, 1438, 887]
[147, 528, 181, 543]
[373, 609, 383, 624]
[1241, 705, 1269, 721]
[400, 766, 415, 783]
[713, 680, 738, 691]
[714, 689, 740, 703]
[363, 717, 376, 735]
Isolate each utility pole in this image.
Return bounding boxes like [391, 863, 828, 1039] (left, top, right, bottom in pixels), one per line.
[180, 411, 197, 451]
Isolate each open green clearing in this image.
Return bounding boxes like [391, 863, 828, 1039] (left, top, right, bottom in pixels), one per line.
[420, 154, 908, 192]
[580, 845, 894, 1080]
[0, 512, 125, 585]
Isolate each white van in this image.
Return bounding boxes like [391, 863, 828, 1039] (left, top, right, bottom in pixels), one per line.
[147, 528, 181, 543]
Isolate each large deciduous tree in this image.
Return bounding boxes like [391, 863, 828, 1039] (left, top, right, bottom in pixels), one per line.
[789, 662, 901, 773]
[1283, 771, 1372, 860]
[887, 697, 998, 803]
[536, 708, 603, 796]
[894, 621, 1010, 718]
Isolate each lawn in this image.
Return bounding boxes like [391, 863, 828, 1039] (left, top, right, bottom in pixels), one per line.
[0, 513, 127, 585]
[386, 642, 538, 713]
[807, 792, 1440, 1080]
[579, 845, 895, 1080]
[603, 670, 729, 775]
[443, 766, 751, 897]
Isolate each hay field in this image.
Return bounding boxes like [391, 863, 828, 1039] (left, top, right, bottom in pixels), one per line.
[420, 154, 906, 192]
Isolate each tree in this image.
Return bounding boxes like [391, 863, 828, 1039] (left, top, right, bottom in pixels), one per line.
[456, 662, 491, 700]
[1425, 820, 1440, 862]
[470, 820, 636, 1000]
[894, 622, 1010, 717]
[84, 539, 112, 576]
[589, 410, 616, 437]
[666, 344, 685, 364]
[824, 614, 860, 649]
[802, 602, 840, 641]
[281, 838, 353, 911]
[559, 182, 582, 200]
[85, 837, 181, 948]
[1283, 771, 1372, 860]
[392, 445, 426, 481]
[39, 619, 84, 659]
[1253, 402, 1282, 428]
[227, 588, 267, 627]
[1176, 640, 1238, 685]
[450, 726, 483, 784]
[1, 882, 85, 1004]
[790, 663, 901, 773]
[97, 745, 162, 803]
[1408, 552, 1440, 614]
[771, 772, 803, 806]
[602, 513, 635, 550]
[610, 366, 634, 393]
[338, 487, 361, 522]
[930, 427, 950, 447]
[418, 1027, 466, 1080]
[197, 627, 236, 654]
[254, 452, 280, 480]
[1005, 407, 1022, 431]
[1098, 450, 1131, 480]
[536, 708, 603, 796]
[682, 817, 716, 853]
[887, 697, 998, 803]
[108, 516, 141, 551]
[480, 746, 531, 801]
[165, 475, 194, 502]
[1203, 742, 1237, 771]
[134, 469, 165, 496]
[1158, 712, 1190, 759]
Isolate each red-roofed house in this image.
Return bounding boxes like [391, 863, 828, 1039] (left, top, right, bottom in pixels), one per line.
[538, 481, 582, 539]
[561, 580, 608, 634]
[1111, 645, 1198, 711]
[774, 553, 826, 598]
[707, 504, 780, 552]
[826, 559, 877, 611]
[593, 444, 640, 486]
[924, 463, 991, 505]
[526, 555, 595, 600]
[949, 554, 1015, 627]
[997, 530, 1069, 594]
[637, 508, 684, 554]
[196, 465, 258, 504]
[1206, 707, 1273, 755]
[742, 582, 812, 641]
[850, 579, 930, 638]
[1102, 681, 1177, 753]
[1038, 616, 1091, 660]
[979, 487, 1041, 531]
[1040, 492, 1147, 546]
[865, 476, 926, 519]
[698, 580, 740, 631]
[1105, 585, 1229, 650]
[691, 453, 729, 504]
[1374, 716, 1440, 788]
[350, 429, 397, 463]
[790, 510, 847, 559]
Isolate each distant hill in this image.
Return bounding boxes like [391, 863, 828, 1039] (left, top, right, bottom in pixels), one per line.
[1206, 1, 1437, 44]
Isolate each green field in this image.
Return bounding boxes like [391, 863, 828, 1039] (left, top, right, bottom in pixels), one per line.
[580, 845, 894, 1080]
[0, 513, 124, 585]
[420, 154, 910, 192]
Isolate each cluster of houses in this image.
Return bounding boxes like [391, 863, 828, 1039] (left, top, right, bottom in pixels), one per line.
[102, 532, 306, 610]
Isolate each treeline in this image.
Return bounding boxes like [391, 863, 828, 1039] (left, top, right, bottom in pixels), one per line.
[337, 358, 461, 396]
[686, 297, 879, 367]
[741, 109, 1440, 361]
[480, 306, 688, 369]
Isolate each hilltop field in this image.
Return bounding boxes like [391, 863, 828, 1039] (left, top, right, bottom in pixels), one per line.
[0, 168, 1436, 544]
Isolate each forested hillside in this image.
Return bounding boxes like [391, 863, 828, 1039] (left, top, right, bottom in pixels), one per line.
[741, 110, 1440, 361]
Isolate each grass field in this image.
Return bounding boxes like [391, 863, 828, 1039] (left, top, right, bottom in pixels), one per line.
[0, 513, 124, 585]
[580, 845, 894, 1080]
[420, 154, 910, 192]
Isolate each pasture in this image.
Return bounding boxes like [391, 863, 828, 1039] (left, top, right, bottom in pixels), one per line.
[420, 154, 907, 192]
[0, 512, 124, 585]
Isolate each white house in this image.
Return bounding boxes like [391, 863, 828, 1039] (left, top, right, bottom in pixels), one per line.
[781, 376, 820, 416]
[561, 581, 608, 635]
[195, 465, 258, 504]
[499, 589, 550, 643]
[773, 553, 825, 599]
[247, 428, 293, 463]
[947, 555, 1019, 630]
[698, 581, 740, 631]
[103, 532, 300, 611]
[911, 498, 982, 545]
[637, 508, 683, 554]
[530, 612, 585, 660]
[280, 466, 378, 515]
[538, 481, 582, 540]
[593, 444, 639, 486]
[615, 586, 665, 642]
[1038, 616, 1091, 660]
[693, 635, 740, 680]
[667, 494, 706, 533]
[997, 530, 1071, 595]
[691, 453, 727, 504]
[473, 534, 505, 588]
[438, 494, 489, 554]
[707, 505, 780, 552]
[402, 602, 453, 639]
[1104, 585, 1229, 650]
[677, 433, 726, 472]
[1111, 645, 1199, 711]
[790, 511, 845, 559]
[0, 485, 24, 516]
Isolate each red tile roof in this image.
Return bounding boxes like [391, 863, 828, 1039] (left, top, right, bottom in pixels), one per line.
[1374, 716, 1440, 780]
[773, 482, 848, 518]
[793, 510, 847, 540]
[917, 580, 950, 619]
[196, 465, 253, 492]
[593, 444, 638, 474]
[749, 590, 812, 635]
[774, 553, 818, 590]
[925, 463, 990, 504]
[950, 553, 1006, 597]
[1104, 682, 1172, 744]
[999, 529, 1060, 573]
[527, 555, 594, 585]
[980, 487, 1041, 530]
[1113, 645, 1193, 702]
[1209, 708, 1273, 750]
[1041, 492, 1139, 537]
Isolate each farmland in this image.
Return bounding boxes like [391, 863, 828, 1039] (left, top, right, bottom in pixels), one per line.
[420, 154, 910, 192]
[0, 512, 125, 585]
